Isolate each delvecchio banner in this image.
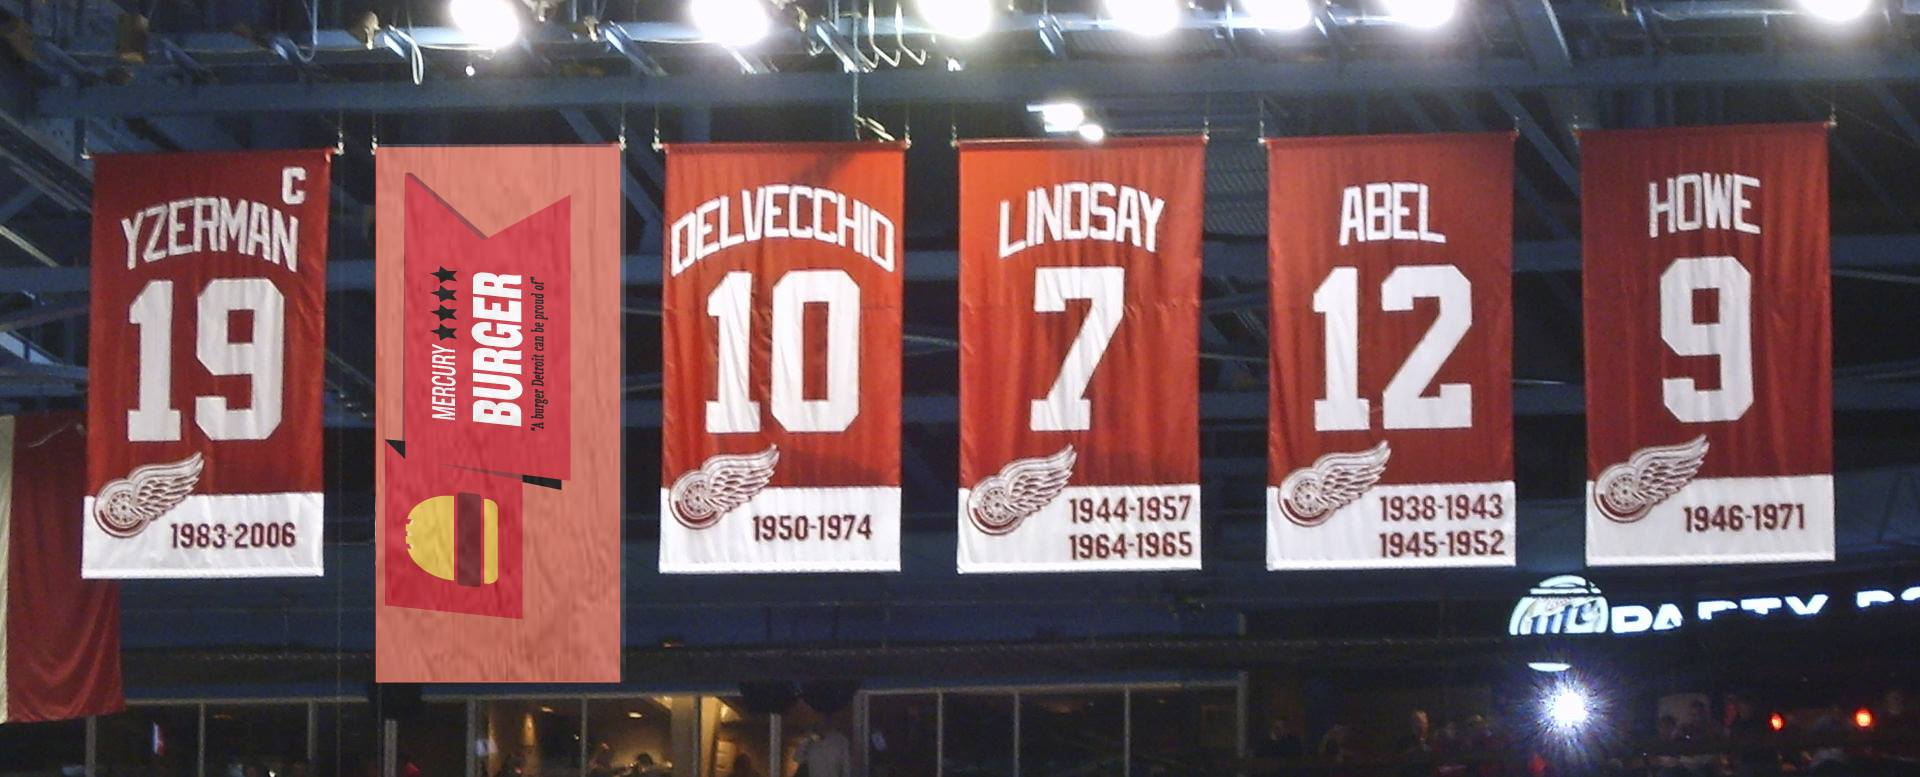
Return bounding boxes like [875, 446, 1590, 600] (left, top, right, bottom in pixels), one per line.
[1265, 133, 1517, 570]
[957, 138, 1205, 573]
[85, 151, 331, 579]
[660, 143, 904, 573]
[1582, 124, 1833, 566]
[375, 146, 620, 682]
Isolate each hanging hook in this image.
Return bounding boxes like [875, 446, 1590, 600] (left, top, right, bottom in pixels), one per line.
[949, 104, 959, 149]
[903, 105, 913, 149]
[370, 114, 379, 156]
[652, 107, 664, 152]
[77, 122, 90, 161]
[617, 105, 628, 151]
[334, 111, 346, 155]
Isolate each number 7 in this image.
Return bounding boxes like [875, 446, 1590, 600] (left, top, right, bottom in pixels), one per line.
[1031, 266, 1126, 432]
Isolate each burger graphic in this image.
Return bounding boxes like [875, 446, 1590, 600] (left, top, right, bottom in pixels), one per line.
[404, 492, 504, 587]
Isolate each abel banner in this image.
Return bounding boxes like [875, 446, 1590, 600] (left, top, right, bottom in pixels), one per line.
[375, 146, 620, 682]
[957, 138, 1204, 573]
[660, 143, 904, 573]
[1582, 124, 1834, 566]
[85, 151, 331, 578]
[1265, 133, 1516, 570]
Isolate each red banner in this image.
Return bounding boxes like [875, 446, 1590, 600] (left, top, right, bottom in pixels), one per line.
[376, 146, 620, 682]
[402, 176, 571, 480]
[660, 143, 903, 573]
[2, 414, 123, 723]
[85, 150, 331, 579]
[1583, 124, 1833, 566]
[1265, 133, 1516, 569]
[957, 138, 1204, 573]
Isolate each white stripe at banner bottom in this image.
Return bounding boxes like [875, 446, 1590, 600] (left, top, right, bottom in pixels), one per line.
[1267, 481, 1517, 571]
[1586, 474, 1834, 566]
[81, 493, 324, 579]
[659, 487, 902, 573]
[958, 485, 1204, 573]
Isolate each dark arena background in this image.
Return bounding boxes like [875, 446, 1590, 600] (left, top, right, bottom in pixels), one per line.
[0, 1, 1918, 776]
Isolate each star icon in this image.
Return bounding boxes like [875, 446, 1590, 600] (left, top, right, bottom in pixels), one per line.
[432, 267, 457, 284]
[433, 287, 458, 302]
[433, 325, 457, 340]
[433, 306, 457, 321]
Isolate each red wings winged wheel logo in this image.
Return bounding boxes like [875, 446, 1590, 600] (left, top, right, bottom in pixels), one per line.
[1593, 436, 1709, 524]
[669, 446, 779, 530]
[966, 445, 1077, 536]
[1278, 442, 1391, 527]
[93, 452, 205, 538]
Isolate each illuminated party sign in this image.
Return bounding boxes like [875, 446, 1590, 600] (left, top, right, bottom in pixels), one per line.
[1509, 575, 1920, 637]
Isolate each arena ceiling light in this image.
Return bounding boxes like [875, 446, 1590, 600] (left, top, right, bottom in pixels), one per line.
[690, 0, 771, 48]
[1381, 0, 1458, 28]
[1105, 0, 1181, 37]
[915, 0, 995, 40]
[1545, 685, 1591, 731]
[1797, 0, 1874, 23]
[1030, 101, 1088, 133]
[1238, 0, 1315, 31]
[447, 0, 520, 49]
[1077, 123, 1108, 142]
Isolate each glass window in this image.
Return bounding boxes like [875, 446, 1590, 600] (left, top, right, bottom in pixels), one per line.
[315, 702, 378, 777]
[478, 700, 583, 777]
[1130, 688, 1238, 777]
[866, 693, 937, 777]
[396, 701, 468, 777]
[97, 704, 199, 776]
[942, 693, 1013, 777]
[586, 696, 674, 776]
[1019, 691, 1123, 777]
[205, 702, 309, 776]
[0, 717, 85, 774]
[701, 697, 770, 777]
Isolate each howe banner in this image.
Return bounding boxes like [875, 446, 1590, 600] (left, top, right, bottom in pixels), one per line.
[85, 151, 331, 578]
[1265, 133, 1517, 570]
[1582, 124, 1834, 566]
[957, 138, 1205, 573]
[376, 146, 620, 682]
[660, 143, 904, 573]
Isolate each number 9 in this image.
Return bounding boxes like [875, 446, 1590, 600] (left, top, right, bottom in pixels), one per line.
[1659, 256, 1753, 423]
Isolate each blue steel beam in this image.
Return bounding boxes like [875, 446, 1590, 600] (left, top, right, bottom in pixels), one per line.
[36, 53, 1920, 119]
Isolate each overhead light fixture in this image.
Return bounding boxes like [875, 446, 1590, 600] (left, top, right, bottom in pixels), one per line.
[627, 711, 644, 719]
[1545, 686, 1591, 731]
[915, 0, 994, 40]
[690, 0, 772, 48]
[1769, 712, 1785, 732]
[1797, 0, 1874, 23]
[1381, 0, 1457, 28]
[448, 0, 520, 49]
[1854, 707, 1875, 729]
[1077, 123, 1108, 142]
[1105, 0, 1180, 37]
[1239, 0, 1315, 31]
[1526, 661, 1572, 673]
[114, 12, 149, 64]
[1030, 101, 1088, 133]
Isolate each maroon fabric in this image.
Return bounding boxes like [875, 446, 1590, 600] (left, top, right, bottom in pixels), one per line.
[7, 413, 124, 722]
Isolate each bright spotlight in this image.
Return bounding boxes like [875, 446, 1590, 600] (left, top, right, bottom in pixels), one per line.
[1077, 123, 1108, 142]
[916, 0, 994, 40]
[1527, 661, 1572, 673]
[448, 0, 520, 49]
[1105, 0, 1180, 37]
[1546, 687, 1591, 731]
[1239, 0, 1314, 31]
[1030, 101, 1088, 133]
[1769, 712, 1785, 732]
[1382, 0, 1457, 28]
[1855, 707, 1875, 729]
[1797, 0, 1874, 23]
[690, 0, 771, 48]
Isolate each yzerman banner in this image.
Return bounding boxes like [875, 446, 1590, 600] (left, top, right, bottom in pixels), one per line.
[376, 147, 619, 682]
[661, 143, 904, 573]
[957, 138, 1204, 573]
[85, 151, 331, 578]
[1265, 133, 1516, 570]
[1583, 124, 1834, 566]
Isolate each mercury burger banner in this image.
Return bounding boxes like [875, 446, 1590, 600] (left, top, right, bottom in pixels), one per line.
[1582, 124, 1834, 566]
[375, 146, 620, 682]
[1265, 133, 1517, 570]
[957, 138, 1204, 573]
[660, 143, 904, 573]
[85, 150, 331, 578]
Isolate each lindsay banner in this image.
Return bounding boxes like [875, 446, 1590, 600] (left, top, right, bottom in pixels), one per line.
[1582, 124, 1834, 566]
[85, 151, 331, 578]
[660, 143, 904, 573]
[376, 147, 619, 682]
[957, 138, 1204, 573]
[1265, 133, 1516, 570]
